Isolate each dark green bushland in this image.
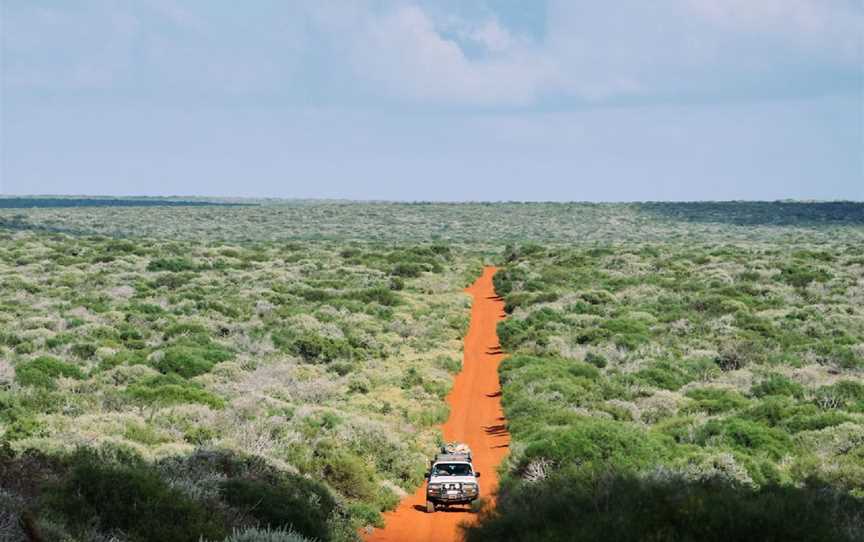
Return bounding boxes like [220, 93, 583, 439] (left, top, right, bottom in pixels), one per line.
[52, 452, 226, 542]
[221, 477, 336, 541]
[464, 471, 864, 542]
[476, 243, 864, 541]
[0, 446, 344, 542]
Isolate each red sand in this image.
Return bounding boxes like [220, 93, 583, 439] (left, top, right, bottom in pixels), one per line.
[364, 266, 509, 542]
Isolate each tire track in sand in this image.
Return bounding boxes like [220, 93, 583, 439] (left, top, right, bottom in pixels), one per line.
[364, 266, 509, 542]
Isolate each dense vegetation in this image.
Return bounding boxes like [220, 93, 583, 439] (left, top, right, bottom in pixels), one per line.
[466, 242, 864, 541]
[0, 229, 482, 541]
[0, 197, 249, 208]
[2, 200, 862, 244]
[1, 199, 863, 541]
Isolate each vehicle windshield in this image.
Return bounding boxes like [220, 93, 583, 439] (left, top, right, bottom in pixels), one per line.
[432, 463, 472, 476]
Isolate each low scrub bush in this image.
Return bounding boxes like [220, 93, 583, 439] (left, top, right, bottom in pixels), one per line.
[274, 332, 353, 363]
[15, 356, 83, 389]
[320, 452, 379, 502]
[154, 344, 232, 378]
[751, 374, 805, 398]
[125, 374, 224, 409]
[696, 417, 792, 460]
[779, 265, 832, 288]
[631, 360, 693, 391]
[519, 418, 667, 472]
[147, 257, 197, 272]
[345, 287, 400, 306]
[70, 342, 97, 359]
[683, 388, 749, 414]
[222, 527, 313, 542]
[0, 392, 41, 440]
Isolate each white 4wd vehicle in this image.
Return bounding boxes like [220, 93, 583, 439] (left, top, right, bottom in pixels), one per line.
[425, 443, 481, 513]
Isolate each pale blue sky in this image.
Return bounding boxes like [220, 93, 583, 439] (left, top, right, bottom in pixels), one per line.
[2, 1, 862, 201]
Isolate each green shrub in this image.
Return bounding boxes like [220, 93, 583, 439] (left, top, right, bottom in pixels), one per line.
[154, 344, 232, 378]
[149, 272, 192, 290]
[221, 477, 335, 541]
[783, 411, 853, 433]
[388, 276, 405, 290]
[275, 332, 353, 363]
[99, 349, 149, 371]
[816, 345, 863, 370]
[715, 341, 763, 371]
[0, 331, 22, 347]
[697, 418, 792, 460]
[124, 422, 169, 445]
[15, 356, 83, 389]
[70, 342, 97, 359]
[817, 380, 864, 411]
[520, 418, 666, 471]
[584, 352, 607, 369]
[163, 322, 209, 340]
[601, 318, 650, 349]
[147, 257, 197, 272]
[683, 388, 749, 414]
[321, 452, 378, 502]
[779, 265, 832, 288]
[346, 287, 400, 306]
[45, 333, 74, 349]
[435, 355, 461, 373]
[0, 391, 42, 440]
[751, 374, 805, 398]
[632, 360, 691, 391]
[390, 262, 424, 278]
[125, 374, 224, 409]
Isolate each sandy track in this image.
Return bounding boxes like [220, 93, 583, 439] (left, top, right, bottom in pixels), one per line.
[363, 266, 509, 542]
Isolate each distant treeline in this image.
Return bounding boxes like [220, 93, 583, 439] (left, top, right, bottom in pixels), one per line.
[0, 198, 251, 209]
[638, 201, 864, 226]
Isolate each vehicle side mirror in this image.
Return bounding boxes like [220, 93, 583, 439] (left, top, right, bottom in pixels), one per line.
[475, 472, 481, 478]
[424, 471, 430, 478]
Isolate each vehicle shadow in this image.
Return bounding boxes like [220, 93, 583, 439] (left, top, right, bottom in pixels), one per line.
[412, 505, 474, 514]
[483, 424, 508, 437]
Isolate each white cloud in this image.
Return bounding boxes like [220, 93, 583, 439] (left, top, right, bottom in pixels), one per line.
[686, 0, 863, 61]
[300, 2, 553, 106]
[471, 20, 514, 53]
[346, 5, 551, 105]
[302, 0, 862, 105]
[4, 0, 861, 106]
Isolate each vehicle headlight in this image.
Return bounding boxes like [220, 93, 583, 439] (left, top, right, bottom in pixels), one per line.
[428, 483, 442, 492]
[463, 483, 477, 493]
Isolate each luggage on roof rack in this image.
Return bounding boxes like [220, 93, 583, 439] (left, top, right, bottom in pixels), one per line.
[441, 442, 471, 455]
[433, 442, 472, 463]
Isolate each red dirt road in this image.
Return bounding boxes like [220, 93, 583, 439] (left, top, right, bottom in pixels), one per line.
[364, 266, 509, 542]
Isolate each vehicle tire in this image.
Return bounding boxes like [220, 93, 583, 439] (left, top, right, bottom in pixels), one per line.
[426, 501, 435, 513]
